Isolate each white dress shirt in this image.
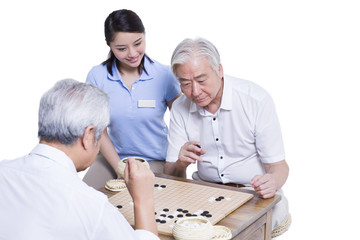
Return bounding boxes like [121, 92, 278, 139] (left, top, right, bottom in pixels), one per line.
[0, 144, 159, 240]
[167, 75, 285, 185]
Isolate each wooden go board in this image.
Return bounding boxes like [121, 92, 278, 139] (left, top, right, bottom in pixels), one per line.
[109, 177, 253, 236]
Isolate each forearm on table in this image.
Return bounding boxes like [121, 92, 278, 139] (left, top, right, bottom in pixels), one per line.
[164, 161, 187, 178]
[264, 160, 289, 190]
[133, 199, 158, 235]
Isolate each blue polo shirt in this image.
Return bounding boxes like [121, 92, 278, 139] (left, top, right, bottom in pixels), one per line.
[86, 57, 180, 161]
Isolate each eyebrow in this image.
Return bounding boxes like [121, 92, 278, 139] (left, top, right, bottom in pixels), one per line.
[114, 37, 143, 47]
[178, 74, 206, 82]
[134, 37, 142, 43]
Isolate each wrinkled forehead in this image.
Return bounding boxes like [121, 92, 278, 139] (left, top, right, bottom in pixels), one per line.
[175, 57, 213, 80]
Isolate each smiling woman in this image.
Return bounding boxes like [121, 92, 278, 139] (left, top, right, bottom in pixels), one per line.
[110, 33, 147, 89]
[82, 9, 181, 189]
[103, 9, 148, 77]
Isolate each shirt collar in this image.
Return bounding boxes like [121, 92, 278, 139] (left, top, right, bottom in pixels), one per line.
[30, 144, 77, 174]
[220, 75, 233, 110]
[107, 57, 154, 82]
[189, 75, 233, 114]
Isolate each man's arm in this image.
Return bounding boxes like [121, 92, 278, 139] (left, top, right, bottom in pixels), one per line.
[164, 161, 187, 178]
[164, 141, 205, 178]
[250, 160, 289, 199]
[124, 158, 158, 235]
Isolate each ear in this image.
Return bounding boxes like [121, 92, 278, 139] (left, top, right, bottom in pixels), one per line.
[218, 64, 224, 79]
[82, 126, 95, 150]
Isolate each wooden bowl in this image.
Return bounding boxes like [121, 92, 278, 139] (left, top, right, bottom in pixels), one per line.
[117, 157, 150, 178]
[172, 216, 214, 240]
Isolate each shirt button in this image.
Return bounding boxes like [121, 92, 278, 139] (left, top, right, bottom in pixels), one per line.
[216, 138, 219, 141]
[221, 174, 224, 177]
[220, 156, 223, 159]
[213, 117, 216, 121]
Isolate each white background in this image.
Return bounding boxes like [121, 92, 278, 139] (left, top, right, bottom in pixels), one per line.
[1, 0, 359, 239]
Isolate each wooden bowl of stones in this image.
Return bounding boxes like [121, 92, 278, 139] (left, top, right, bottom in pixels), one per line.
[172, 216, 214, 240]
[117, 157, 150, 179]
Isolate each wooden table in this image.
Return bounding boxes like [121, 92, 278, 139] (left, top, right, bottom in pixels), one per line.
[100, 174, 280, 240]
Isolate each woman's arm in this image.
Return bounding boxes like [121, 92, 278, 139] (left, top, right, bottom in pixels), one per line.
[100, 130, 122, 178]
[166, 93, 182, 109]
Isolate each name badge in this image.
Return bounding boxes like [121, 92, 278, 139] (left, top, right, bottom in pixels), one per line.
[138, 100, 156, 108]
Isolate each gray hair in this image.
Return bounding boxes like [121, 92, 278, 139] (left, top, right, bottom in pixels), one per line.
[38, 79, 110, 145]
[171, 37, 221, 77]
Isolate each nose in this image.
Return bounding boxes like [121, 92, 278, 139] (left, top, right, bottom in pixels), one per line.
[192, 81, 201, 97]
[128, 47, 136, 58]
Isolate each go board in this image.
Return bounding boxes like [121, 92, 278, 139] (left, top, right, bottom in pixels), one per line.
[108, 177, 253, 236]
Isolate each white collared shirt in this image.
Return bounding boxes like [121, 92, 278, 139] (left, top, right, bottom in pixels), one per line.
[167, 75, 285, 185]
[0, 144, 159, 240]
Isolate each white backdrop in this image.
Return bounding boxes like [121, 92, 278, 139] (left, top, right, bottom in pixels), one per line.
[1, 0, 359, 239]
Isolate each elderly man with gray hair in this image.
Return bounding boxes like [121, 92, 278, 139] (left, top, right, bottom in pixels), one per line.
[164, 38, 290, 234]
[0, 79, 159, 240]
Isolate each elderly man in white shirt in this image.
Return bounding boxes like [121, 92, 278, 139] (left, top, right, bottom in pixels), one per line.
[164, 38, 289, 231]
[0, 79, 159, 240]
